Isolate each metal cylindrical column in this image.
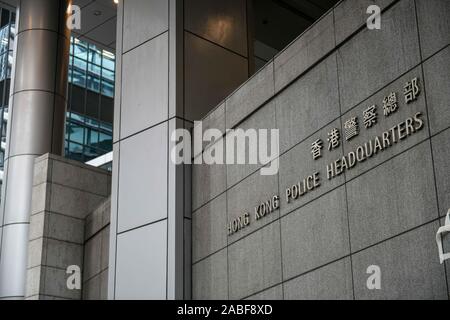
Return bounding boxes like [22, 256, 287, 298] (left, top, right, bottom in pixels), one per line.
[0, 0, 71, 299]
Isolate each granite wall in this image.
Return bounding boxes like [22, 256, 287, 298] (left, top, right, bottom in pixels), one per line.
[192, 0, 450, 300]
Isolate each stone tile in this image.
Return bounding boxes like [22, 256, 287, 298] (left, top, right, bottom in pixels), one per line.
[276, 54, 339, 153]
[228, 222, 282, 300]
[334, 0, 395, 45]
[184, 219, 192, 300]
[33, 157, 52, 186]
[26, 266, 44, 298]
[101, 227, 110, 271]
[49, 183, 106, 220]
[118, 124, 168, 232]
[122, 0, 168, 53]
[227, 100, 278, 187]
[192, 194, 227, 263]
[337, 0, 421, 112]
[352, 222, 448, 300]
[84, 233, 102, 281]
[227, 169, 279, 243]
[193, 102, 226, 158]
[121, 33, 169, 138]
[284, 258, 353, 300]
[432, 128, 450, 217]
[342, 67, 429, 180]
[31, 183, 49, 215]
[115, 221, 167, 299]
[416, 0, 450, 60]
[347, 141, 438, 251]
[279, 119, 345, 216]
[100, 269, 109, 300]
[42, 266, 81, 300]
[185, 32, 248, 121]
[226, 62, 275, 129]
[47, 213, 84, 244]
[281, 187, 350, 280]
[185, 0, 248, 56]
[85, 210, 104, 241]
[28, 238, 45, 269]
[51, 160, 109, 196]
[423, 46, 450, 135]
[193, 249, 228, 300]
[29, 212, 47, 241]
[192, 149, 227, 211]
[274, 11, 335, 92]
[83, 274, 101, 300]
[45, 239, 83, 271]
[245, 285, 283, 301]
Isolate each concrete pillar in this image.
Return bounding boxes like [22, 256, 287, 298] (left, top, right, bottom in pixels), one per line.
[109, 0, 250, 299]
[0, 0, 71, 299]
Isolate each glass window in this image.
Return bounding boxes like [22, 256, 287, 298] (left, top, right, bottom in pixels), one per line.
[88, 45, 102, 65]
[72, 68, 86, 87]
[68, 142, 84, 162]
[88, 63, 101, 76]
[101, 68, 114, 82]
[73, 57, 87, 71]
[73, 40, 88, 60]
[102, 50, 115, 71]
[101, 80, 114, 98]
[85, 128, 99, 147]
[87, 74, 100, 92]
[68, 123, 85, 145]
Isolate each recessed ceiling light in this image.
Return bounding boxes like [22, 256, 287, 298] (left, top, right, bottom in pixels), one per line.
[93, 10, 102, 16]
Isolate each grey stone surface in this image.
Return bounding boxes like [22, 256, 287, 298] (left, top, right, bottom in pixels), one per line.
[192, 193, 227, 263]
[185, 32, 248, 121]
[228, 222, 282, 300]
[45, 239, 83, 271]
[28, 238, 45, 269]
[122, 0, 168, 53]
[342, 67, 429, 180]
[352, 222, 448, 300]
[337, 0, 420, 112]
[42, 266, 80, 300]
[226, 101, 278, 187]
[51, 157, 110, 196]
[334, 0, 395, 45]
[416, 0, 450, 60]
[115, 221, 167, 299]
[432, 128, 450, 218]
[283, 258, 353, 300]
[279, 119, 344, 216]
[83, 274, 101, 300]
[274, 11, 335, 92]
[118, 123, 168, 232]
[192, 249, 228, 300]
[84, 233, 102, 282]
[226, 62, 275, 129]
[47, 213, 84, 244]
[31, 183, 49, 215]
[100, 227, 110, 272]
[227, 168, 279, 243]
[26, 267, 44, 298]
[185, 0, 248, 57]
[193, 102, 226, 158]
[33, 157, 51, 186]
[100, 270, 109, 300]
[275, 54, 339, 154]
[121, 33, 169, 138]
[347, 141, 438, 252]
[245, 285, 283, 300]
[423, 45, 450, 135]
[49, 184, 106, 220]
[29, 212, 46, 241]
[192, 148, 227, 211]
[281, 187, 350, 280]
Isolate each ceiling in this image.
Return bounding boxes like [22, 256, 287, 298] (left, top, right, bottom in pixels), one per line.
[0, 0, 339, 56]
[253, 0, 339, 52]
[0, 0, 117, 52]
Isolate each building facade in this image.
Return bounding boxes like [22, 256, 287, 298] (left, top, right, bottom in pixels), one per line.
[0, 0, 449, 300]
